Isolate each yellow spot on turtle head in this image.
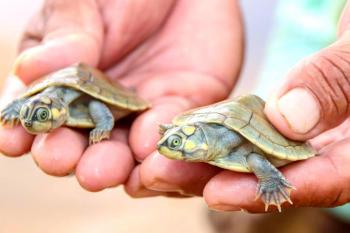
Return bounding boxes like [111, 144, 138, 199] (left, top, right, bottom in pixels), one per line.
[40, 96, 52, 105]
[182, 125, 196, 136]
[51, 108, 65, 119]
[184, 140, 196, 151]
[184, 141, 208, 153]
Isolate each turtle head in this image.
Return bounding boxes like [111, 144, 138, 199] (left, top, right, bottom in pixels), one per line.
[19, 95, 68, 134]
[157, 123, 208, 161]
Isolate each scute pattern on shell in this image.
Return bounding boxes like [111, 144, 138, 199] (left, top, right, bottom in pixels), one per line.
[20, 63, 150, 111]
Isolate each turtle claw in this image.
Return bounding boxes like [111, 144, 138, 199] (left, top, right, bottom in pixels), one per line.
[0, 107, 20, 127]
[256, 178, 295, 212]
[89, 129, 111, 144]
[0, 99, 24, 127]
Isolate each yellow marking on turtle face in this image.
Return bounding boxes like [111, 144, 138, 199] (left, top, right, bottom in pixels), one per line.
[158, 146, 183, 160]
[184, 140, 196, 151]
[184, 141, 208, 155]
[51, 108, 66, 119]
[182, 125, 196, 136]
[40, 96, 52, 105]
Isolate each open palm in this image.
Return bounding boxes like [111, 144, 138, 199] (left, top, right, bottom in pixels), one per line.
[0, 0, 242, 193]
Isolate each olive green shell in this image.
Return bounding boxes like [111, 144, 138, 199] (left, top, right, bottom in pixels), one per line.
[173, 95, 316, 161]
[20, 63, 150, 111]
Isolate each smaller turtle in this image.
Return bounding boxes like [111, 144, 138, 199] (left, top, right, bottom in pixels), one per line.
[0, 63, 150, 144]
[157, 95, 316, 212]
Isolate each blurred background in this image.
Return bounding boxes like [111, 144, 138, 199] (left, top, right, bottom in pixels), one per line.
[0, 0, 349, 233]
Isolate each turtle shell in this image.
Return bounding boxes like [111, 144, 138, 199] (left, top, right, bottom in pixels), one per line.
[173, 95, 316, 161]
[20, 63, 150, 111]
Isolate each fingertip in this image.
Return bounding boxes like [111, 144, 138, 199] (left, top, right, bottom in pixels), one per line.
[265, 94, 309, 141]
[139, 152, 184, 192]
[140, 151, 219, 196]
[14, 45, 57, 84]
[0, 125, 34, 157]
[13, 34, 100, 84]
[203, 171, 261, 212]
[128, 109, 162, 162]
[76, 140, 134, 192]
[265, 46, 350, 141]
[129, 96, 192, 161]
[264, 94, 292, 135]
[124, 165, 164, 198]
[31, 127, 87, 176]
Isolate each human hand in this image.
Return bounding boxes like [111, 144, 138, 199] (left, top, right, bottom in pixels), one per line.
[200, 2, 350, 212]
[0, 0, 243, 192]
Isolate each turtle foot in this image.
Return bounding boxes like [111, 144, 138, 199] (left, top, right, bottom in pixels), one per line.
[0, 102, 21, 127]
[255, 177, 295, 212]
[89, 128, 111, 144]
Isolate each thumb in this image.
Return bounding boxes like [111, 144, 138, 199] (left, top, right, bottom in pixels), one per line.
[13, 0, 103, 84]
[265, 31, 350, 140]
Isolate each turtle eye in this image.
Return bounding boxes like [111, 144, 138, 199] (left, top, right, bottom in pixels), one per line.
[167, 135, 182, 149]
[36, 107, 50, 121]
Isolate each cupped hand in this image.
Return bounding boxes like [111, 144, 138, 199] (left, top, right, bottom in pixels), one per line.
[0, 0, 243, 192]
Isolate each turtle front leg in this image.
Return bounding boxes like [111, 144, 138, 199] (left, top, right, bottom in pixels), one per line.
[88, 100, 115, 144]
[247, 153, 295, 212]
[0, 98, 27, 127]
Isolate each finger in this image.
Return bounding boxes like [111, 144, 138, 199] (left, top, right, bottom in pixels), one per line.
[129, 96, 193, 161]
[0, 76, 33, 157]
[15, 0, 103, 84]
[265, 4, 350, 140]
[204, 138, 350, 213]
[124, 165, 196, 198]
[75, 128, 134, 192]
[139, 151, 220, 196]
[0, 125, 34, 157]
[309, 118, 350, 151]
[124, 165, 168, 197]
[31, 127, 87, 176]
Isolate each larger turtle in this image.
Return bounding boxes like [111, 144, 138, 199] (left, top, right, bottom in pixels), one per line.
[157, 94, 316, 212]
[0, 63, 150, 144]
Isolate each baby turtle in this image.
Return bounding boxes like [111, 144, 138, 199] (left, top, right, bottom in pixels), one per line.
[157, 94, 316, 212]
[0, 63, 150, 144]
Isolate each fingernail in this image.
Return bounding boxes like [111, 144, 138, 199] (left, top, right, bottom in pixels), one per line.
[148, 180, 183, 192]
[128, 187, 163, 198]
[11, 48, 35, 78]
[208, 204, 240, 211]
[278, 88, 320, 134]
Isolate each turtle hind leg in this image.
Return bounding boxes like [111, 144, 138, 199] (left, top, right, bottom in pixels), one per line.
[88, 100, 115, 144]
[247, 153, 295, 212]
[0, 98, 26, 127]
